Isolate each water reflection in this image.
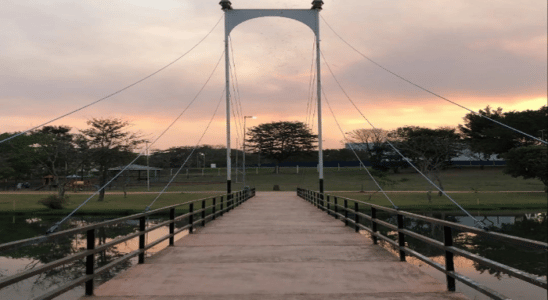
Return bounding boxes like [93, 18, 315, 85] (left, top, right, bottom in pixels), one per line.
[0, 215, 189, 299]
[363, 211, 547, 277]
[357, 211, 547, 300]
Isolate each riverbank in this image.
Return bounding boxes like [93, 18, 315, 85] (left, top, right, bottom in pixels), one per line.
[330, 191, 547, 212]
[0, 192, 218, 215]
[0, 190, 545, 215]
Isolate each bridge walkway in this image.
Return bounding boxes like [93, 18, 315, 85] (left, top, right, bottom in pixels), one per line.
[86, 191, 468, 300]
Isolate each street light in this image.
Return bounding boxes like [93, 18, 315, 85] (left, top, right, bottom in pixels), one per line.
[199, 152, 205, 168]
[243, 116, 256, 187]
[146, 141, 150, 192]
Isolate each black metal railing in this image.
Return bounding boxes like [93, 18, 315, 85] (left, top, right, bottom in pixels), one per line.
[297, 188, 547, 300]
[0, 188, 256, 300]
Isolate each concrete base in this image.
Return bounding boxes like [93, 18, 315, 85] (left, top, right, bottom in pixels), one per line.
[86, 192, 468, 300]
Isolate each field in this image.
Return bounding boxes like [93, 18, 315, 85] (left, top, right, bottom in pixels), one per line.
[0, 166, 546, 214]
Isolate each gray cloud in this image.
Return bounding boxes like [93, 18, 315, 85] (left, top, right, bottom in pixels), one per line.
[1, 0, 545, 149]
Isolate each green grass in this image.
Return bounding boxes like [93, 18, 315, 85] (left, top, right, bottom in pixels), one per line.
[0, 192, 220, 215]
[76, 166, 545, 192]
[157, 166, 546, 192]
[1, 167, 546, 214]
[329, 191, 548, 212]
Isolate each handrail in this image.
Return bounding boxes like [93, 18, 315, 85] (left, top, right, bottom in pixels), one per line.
[0, 188, 256, 299]
[296, 188, 547, 299]
[0, 192, 236, 253]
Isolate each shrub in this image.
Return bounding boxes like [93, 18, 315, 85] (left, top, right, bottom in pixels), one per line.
[38, 195, 68, 209]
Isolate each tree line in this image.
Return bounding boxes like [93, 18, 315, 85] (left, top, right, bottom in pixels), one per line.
[344, 105, 547, 191]
[1, 105, 546, 199]
[0, 118, 144, 200]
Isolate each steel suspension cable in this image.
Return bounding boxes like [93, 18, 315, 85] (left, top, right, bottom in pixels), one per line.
[322, 89, 398, 209]
[227, 40, 244, 155]
[320, 16, 547, 146]
[299, 41, 318, 189]
[145, 88, 225, 211]
[45, 50, 225, 234]
[1, 15, 224, 145]
[305, 40, 317, 128]
[229, 38, 246, 132]
[320, 51, 487, 229]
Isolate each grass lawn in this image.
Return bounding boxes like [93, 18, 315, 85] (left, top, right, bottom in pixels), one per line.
[107, 166, 546, 192]
[1, 167, 546, 214]
[328, 191, 548, 212]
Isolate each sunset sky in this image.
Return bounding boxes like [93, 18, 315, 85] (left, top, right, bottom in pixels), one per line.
[1, 0, 546, 151]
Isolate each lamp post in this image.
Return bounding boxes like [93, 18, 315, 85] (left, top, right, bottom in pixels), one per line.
[146, 141, 150, 192]
[199, 152, 205, 168]
[243, 116, 256, 187]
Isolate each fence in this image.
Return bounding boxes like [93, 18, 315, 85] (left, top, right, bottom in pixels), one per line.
[296, 188, 547, 300]
[0, 188, 256, 300]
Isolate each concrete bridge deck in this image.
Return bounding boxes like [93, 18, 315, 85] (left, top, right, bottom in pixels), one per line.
[87, 192, 468, 300]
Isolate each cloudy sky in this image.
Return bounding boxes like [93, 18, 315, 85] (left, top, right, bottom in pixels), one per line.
[1, 0, 546, 151]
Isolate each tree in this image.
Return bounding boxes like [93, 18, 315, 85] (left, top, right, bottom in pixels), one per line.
[503, 145, 548, 192]
[458, 106, 507, 161]
[389, 126, 462, 198]
[0, 132, 38, 186]
[459, 105, 548, 160]
[346, 128, 391, 171]
[80, 118, 145, 201]
[246, 121, 317, 173]
[32, 126, 79, 198]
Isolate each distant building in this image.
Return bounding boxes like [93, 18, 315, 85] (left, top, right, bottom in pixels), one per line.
[344, 143, 505, 166]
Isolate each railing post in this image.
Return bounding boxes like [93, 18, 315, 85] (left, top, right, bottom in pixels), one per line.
[444, 226, 456, 291]
[371, 207, 378, 245]
[201, 199, 206, 226]
[169, 208, 175, 246]
[139, 216, 146, 264]
[220, 196, 224, 216]
[334, 196, 338, 219]
[397, 214, 406, 262]
[85, 229, 95, 296]
[212, 197, 216, 220]
[320, 192, 324, 211]
[189, 203, 194, 234]
[326, 195, 330, 216]
[354, 202, 359, 232]
[344, 199, 348, 226]
[317, 192, 320, 209]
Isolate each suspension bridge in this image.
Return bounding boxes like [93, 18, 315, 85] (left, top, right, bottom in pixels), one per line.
[0, 1, 546, 300]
